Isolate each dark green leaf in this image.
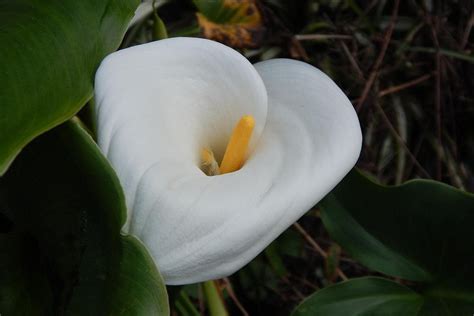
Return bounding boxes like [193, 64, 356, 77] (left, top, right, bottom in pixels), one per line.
[417, 286, 474, 316]
[320, 169, 474, 288]
[314, 169, 474, 315]
[292, 277, 474, 316]
[264, 243, 289, 278]
[292, 277, 423, 316]
[174, 289, 200, 316]
[112, 235, 169, 316]
[0, 121, 168, 315]
[0, 0, 139, 175]
[193, 0, 232, 24]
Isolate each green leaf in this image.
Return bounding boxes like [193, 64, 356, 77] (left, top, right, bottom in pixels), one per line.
[313, 169, 474, 315]
[418, 286, 474, 315]
[292, 277, 423, 316]
[264, 243, 289, 279]
[174, 289, 201, 316]
[292, 277, 474, 316]
[0, 0, 139, 175]
[193, 0, 231, 24]
[112, 235, 170, 316]
[320, 169, 474, 288]
[0, 121, 168, 315]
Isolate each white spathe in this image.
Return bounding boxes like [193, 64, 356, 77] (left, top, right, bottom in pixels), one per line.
[94, 37, 362, 285]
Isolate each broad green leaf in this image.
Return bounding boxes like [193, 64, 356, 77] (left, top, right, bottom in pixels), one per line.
[315, 169, 474, 315]
[292, 277, 423, 316]
[320, 169, 474, 288]
[0, 233, 54, 315]
[112, 235, 169, 316]
[0, 0, 139, 175]
[0, 121, 168, 315]
[417, 287, 474, 316]
[292, 277, 474, 316]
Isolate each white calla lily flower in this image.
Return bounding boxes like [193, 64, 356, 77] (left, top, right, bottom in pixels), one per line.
[94, 37, 362, 285]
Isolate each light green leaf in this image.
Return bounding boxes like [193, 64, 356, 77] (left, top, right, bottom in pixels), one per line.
[0, 0, 139, 175]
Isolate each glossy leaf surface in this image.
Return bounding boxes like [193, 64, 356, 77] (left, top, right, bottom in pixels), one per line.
[0, 121, 168, 315]
[0, 0, 138, 174]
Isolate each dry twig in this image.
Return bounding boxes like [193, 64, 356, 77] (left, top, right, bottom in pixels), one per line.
[295, 34, 352, 41]
[222, 278, 249, 316]
[293, 223, 348, 281]
[378, 73, 433, 97]
[356, 0, 400, 112]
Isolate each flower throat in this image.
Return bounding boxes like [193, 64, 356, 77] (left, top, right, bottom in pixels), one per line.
[201, 115, 255, 176]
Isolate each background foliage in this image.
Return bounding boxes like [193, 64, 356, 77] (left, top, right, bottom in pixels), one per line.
[0, 0, 137, 175]
[0, 121, 169, 315]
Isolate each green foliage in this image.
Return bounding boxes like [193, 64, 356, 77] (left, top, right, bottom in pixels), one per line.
[321, 169, 474, 287]
[193, 0, 235, 24]
[174, 289, 201, 316]
[203, 281, 228, 316]
[292, 277, 423, 316]
[293, 276, 474, 316]
[295, 169, 474, 315]
[0, 0, 138, 175]
[153, 14, 169, 40]
[0, 121, 168, 315]
[113, 236, 169, 316]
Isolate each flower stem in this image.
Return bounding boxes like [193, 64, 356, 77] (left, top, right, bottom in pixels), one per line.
[203, 280, 228, 316]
